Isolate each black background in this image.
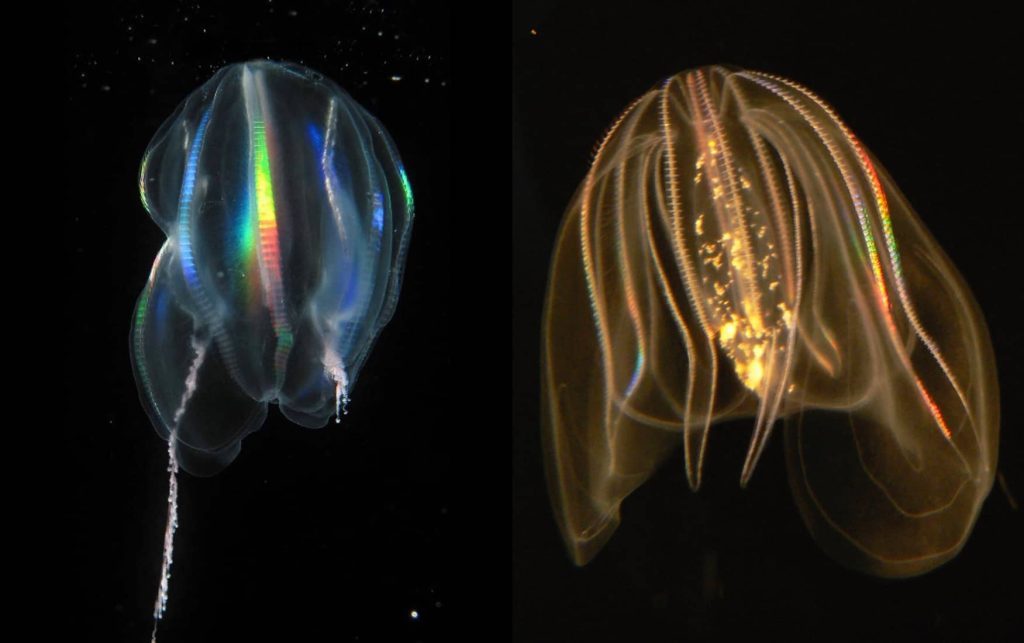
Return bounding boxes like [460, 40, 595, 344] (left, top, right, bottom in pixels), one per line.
[515, 2, 1022, 642]
[61, 2, 454, 641]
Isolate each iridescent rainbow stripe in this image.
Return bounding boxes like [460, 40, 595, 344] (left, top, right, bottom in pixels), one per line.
[178, 108, 213, 291]
[742, 71, 956, 441]
[251, 116, 294, 384]
[133, 243, 173, 430]
[234, 182, 257, 306]
[398, 167, 414, 215]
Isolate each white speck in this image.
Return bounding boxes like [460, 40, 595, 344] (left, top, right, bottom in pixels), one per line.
[390, 75, 402, 82]
[424, 78, 430, 84]
[410, 610, 419, 620]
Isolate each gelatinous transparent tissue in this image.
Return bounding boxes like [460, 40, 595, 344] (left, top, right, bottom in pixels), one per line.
[132, 60, 414, 476]
[542, 66, 998, 577]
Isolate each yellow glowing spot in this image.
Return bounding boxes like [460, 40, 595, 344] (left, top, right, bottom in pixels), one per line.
[712, 185, 724, 199]
[740, 176, 751, 189]
[719, 320, 737, 343]
[695, 214, 704, 235]
[778, 304, 793, 327]
[746, 359, 764, 389]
